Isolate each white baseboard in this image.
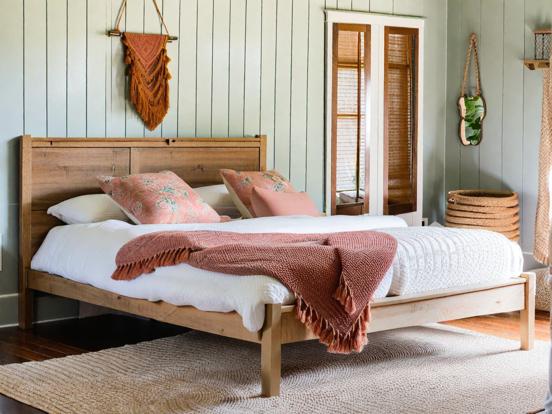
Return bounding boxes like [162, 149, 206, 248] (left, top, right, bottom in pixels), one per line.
[0, 292, 78, 327]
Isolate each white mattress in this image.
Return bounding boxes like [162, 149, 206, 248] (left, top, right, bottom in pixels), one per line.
[31, 215, 406, 332]
[31, 216, 523, 332]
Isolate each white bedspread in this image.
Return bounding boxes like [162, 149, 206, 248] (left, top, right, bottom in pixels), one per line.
[31, 216, 523, 332]
[31, 215, 406, 332]
[381, 226, 523, 295]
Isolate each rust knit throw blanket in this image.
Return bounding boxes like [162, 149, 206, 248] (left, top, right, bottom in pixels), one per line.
[112, 231, 397, 353]
[122, 33, 171, 130]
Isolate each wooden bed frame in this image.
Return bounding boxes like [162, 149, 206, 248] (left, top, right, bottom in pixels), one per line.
[19, 135, 536, 398]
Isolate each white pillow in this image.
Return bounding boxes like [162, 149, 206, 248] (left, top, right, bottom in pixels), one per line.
[47, 194, 129, 224]
[194, 184, 241, 218]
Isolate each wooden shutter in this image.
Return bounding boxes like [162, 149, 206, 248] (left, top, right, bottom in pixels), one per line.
[383, 27, 418, 215]
[331, 23, 370, 215]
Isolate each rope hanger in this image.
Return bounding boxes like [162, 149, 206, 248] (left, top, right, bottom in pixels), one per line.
[461, 33, 481, 97]
[107, 0, 178, 42]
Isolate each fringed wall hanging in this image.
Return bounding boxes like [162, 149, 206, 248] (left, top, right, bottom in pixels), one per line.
[458, 33, 486, 146]
[109, 0, 177, 130]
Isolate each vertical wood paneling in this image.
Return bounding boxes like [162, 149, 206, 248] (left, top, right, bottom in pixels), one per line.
[260, 0, 277, 170]
[0, 2, 23, 297]
[501, 0, 524, 198]
[4, 0, 458, 324]
[369, 0, 393, 14]
[459, 0, 481, 189]
[177, 0, 197, 135]
[478, 0, 503, 189]
[422, 0, 447, 223]
[161, 0, 180, 136]
[351, 0, 370, 12]
[394, 0, 420, 16]
[124, 0, 145, 137]
[47, 0, 67, 136]
[109, 0, 126, 137]
[306, 0, 326, 208]
[195, 0, 213, 137]
[446, 0, 552, 260]
[337, 0, 352, 10]
[228, 0, 246, 136]
[211, 0, 231, 136]
[0, 0, 23, 207]
[522, 0, 551, 252]
[143, 0, 164, 137]
[24, 0, 47, 136]
[274, 0, 293, 177]
[104, 0, 113, 136]
[445, 0, 462, 195]
[289, 0, 309, 190]
[244, 0, 262, 135]
[67, 0, 88, 137]
[87, 0, 108, 137]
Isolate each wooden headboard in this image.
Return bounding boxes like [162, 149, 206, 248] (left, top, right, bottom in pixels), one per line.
[19, 135, 266, 269]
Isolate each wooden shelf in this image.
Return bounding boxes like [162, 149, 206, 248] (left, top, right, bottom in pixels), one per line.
[524, 59, 550, 70]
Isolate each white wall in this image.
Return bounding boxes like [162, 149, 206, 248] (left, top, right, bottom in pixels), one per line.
[0, 0, 447, 325]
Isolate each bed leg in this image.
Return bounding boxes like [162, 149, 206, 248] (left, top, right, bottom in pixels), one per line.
[18, 287, 34, 330]
[520, 273, 536, 350]
[261, 304, 282, 397]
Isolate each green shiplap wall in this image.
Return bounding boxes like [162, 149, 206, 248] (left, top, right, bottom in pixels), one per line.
[0, 0, 447, 326]
[446, 0, 550, 267]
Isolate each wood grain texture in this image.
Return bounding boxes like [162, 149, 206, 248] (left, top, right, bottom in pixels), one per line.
[261, 304, 282, 397]
[21, 135, 266, 266]
[521, 273, 536, 350]
[28, 271, 261, 343]
[19, 136, 33, 329]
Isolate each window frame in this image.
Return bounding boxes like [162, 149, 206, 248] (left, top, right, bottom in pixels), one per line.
[324, 10, 424, 226]
[331, 23, 371, 215]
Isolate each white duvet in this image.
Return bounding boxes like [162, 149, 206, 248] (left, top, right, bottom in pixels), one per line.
[31, 215, 523, 332]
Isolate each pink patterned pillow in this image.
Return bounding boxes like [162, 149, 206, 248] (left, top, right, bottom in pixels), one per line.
[97, 171, 223, 224]
[220, 169, 296, 218]
[251, 186, 321, 217]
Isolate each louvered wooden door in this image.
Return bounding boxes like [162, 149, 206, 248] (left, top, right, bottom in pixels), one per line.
[327, 13, 423, 226]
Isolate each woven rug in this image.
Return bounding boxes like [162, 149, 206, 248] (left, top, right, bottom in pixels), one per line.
[0, 325, 547, 414]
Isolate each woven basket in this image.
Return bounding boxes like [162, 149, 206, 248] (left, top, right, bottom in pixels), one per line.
[446, 190, 520, 241]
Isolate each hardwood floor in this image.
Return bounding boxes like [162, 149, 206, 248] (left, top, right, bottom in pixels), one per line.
[445, 310, 550, 342]
[0, 312, 548, 413]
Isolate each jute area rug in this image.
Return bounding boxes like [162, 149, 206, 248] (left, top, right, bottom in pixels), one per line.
[0, 325, 547, 414]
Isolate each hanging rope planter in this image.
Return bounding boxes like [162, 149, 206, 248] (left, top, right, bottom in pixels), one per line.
[109, 0, 176, 131]
[458, 33, 486, 146]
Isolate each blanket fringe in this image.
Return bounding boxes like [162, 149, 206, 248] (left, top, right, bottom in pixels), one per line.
[295, 294, 370, 354]
[334, 274, 357, 315]
[112, 248, 192, 280]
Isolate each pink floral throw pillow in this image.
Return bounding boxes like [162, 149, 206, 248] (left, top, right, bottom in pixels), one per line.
[97, 171, 223, 224]
[220, 169, 296, 218]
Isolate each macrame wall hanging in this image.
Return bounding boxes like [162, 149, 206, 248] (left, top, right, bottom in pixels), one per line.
[458, 33, 486, 146]
[109, 0, 177, 130]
